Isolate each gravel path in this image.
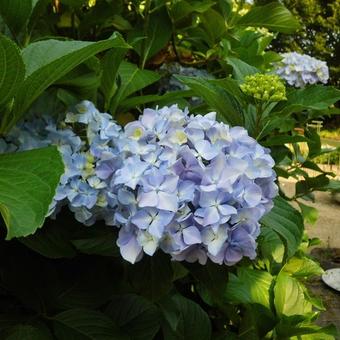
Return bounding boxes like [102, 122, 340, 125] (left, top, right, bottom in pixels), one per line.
[281, 181, 340, 248]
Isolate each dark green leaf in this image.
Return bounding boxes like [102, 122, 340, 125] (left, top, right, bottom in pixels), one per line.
[111, 61, 160, 113]
[53, 309, 127, 340]
[274, 85, 340, 116]
[105, 294, 160, 340]
[119, 90, 193, 110]
[161, 294, 211, 340]
[176, 75, 244, 126]
[0, 146, 64, 239]
[100, 48, 129, 111]
[261, 197, 304, 258]
[0, 34, 25, 111]
[139, 7, 172, 67]
[226, 57, 259, 82]
[71, 228, 119, 257]
[0, 0, 37, 36]
[128, 252, 173, 301]
[4, 324, 52, 340]
[19, 220, 76, 259]
[187, 261, 229, 305]
[295, 175, 329, 196]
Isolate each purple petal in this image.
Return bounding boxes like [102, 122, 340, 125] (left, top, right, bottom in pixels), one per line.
[183, 226, 202, 245]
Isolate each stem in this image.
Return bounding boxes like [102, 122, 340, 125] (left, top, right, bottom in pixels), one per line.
[140, 0, 152, 69]
[254, 101, 263, 138]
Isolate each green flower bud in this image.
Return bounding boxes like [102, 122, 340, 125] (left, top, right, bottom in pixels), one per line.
[240, 73, 287, 102]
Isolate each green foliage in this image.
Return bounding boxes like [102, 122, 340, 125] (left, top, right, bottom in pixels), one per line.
[0, 34, 25, 110]
[237, 2, 300, 33]
[0, 146, 63, 239]
[0, 0, 339, 339]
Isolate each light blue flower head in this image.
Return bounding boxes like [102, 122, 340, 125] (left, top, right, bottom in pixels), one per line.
[274, 52, 329, 88]
[4, 101, 277, 267]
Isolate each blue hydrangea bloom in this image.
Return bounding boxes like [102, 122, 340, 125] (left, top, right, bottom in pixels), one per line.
[2, 101, 277, 267]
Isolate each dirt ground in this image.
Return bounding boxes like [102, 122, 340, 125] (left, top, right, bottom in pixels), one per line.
[281, 181, 340, 248]
[281, 180, 340, 334]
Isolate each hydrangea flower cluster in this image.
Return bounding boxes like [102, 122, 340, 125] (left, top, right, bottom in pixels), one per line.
[0, 102, 277, 266]
[274, 52, 329, 88]
[240, 74, 287, 102]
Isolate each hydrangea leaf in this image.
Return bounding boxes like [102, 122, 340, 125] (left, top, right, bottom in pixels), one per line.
[282, 256, 323, 278]
[297, 201, 319, 225]
[6, 33, 130, 132]
[133, 6, 172, 68]
[161, 294, 212, 340]
[261, 197, 304, 258]
[225, 267, 274, 309]
[19, 219, 77, 259]
[226, 57, 259, 82]
[3, 324, 53, 340]
[274, 85, 340, 116]
[260, 227, 285, 268]
[127, 252, 174, 302]
[274, 272, 312, 317]
[237, 3, 300, 33]
[176, 75, 244, 126]
[100, 47, 129, 111]
[53, 309, 127, 340]
[0, 146, 64, 239]
[0, 34, 25, 111]
[0, 0, 38, 36]
[111, 61, 161, 113]
[105, 294, 160, 340]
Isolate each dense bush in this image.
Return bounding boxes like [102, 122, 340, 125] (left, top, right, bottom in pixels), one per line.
[0, 1, 339, 339]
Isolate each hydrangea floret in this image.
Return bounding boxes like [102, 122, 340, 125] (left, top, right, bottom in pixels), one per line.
[274, 52, 329, 88]
[1, 102, 278, 266]
[240, 73, 287, 102]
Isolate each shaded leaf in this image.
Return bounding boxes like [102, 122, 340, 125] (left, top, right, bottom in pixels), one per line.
[161, 294, 211, 340]
[176, 75, 244, 126]
[0, 34, 25, 111]
[53, 309, 127, 340]
[105, 294, 160, 340]
[128, 252, 173, 302]
[0, 0, 37, 36]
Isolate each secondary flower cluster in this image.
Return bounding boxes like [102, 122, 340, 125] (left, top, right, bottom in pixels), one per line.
[1, 102, 277, 266]
[240, 74, 286, 102]
[274, 52, 329, 88]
